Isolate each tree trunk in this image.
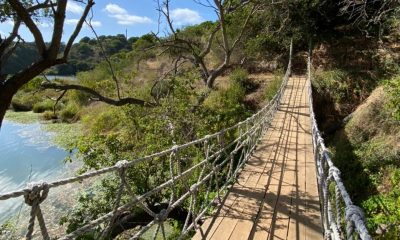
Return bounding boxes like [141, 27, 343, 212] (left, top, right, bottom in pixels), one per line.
[0, 85, 17, 129]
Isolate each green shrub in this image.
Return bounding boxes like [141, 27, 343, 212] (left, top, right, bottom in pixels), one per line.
[362, 167, 400, 239]
[21, 77, 42, 92]
[312, 69, 349, 102]
[42, 110, 58, 120]
[204, 82, 249, 131]
[355, 137, 399, 171]
[33, 99, 54, 113]
[230, 68, 249, 86]
[82, 105, 122, 133]
[385, 76, 400, 121]
[66, 90, 90, 106]
[11, 92, 42, 111]
[11, 101, 33, 111]
[264, 71, 283, 101]
[60, 102, 80, 122]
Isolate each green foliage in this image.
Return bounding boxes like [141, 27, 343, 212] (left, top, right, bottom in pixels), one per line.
[312, 69, 350, 103]
[203, 82, 250, 132]
[59, 178, 120, 239]
[60, 102, 80, 122]
[4, 110, 40, 123]
[264, 71, 283, 101]
[362, 167, 400, 239]
[0, 219, 16, 237]
[355, 137, 399, 172]
[32, 99, 54, 113]
[11, 92, 41, 111]
[42, 110, 57, 121]
[330, 85, 400, 237]
[21, 77, 42, 92]
[3, 35, 132, 75]
[2, 42, 40, 74]
[229, 68, 254, 91]
[385, 76, 400, 120]
[82, 105, 123, 134]
[60, 69, 253, 236]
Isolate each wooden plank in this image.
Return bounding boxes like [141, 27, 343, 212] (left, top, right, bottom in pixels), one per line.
[228, 120, 285, 240]
[192, 77, 323, 240]
[251, 78, 298, 240]
[192, 173, 253, 240]
[287, 77, 307, 240]
[269, 77, 302, 240]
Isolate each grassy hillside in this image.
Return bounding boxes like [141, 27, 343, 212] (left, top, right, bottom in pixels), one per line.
[2, 34, 136, 76]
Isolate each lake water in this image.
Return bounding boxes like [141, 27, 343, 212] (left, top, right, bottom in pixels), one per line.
[0, 120, 72, 223]
[44, 75, 77, 81]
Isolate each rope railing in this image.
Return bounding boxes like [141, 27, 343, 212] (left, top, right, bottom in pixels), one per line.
[0, 43, 293, 240]
[307, 48, 372, 240]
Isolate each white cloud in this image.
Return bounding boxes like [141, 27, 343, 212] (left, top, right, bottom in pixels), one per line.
[5, 19, 51, 28]
[170, 8, 203, 26]
[104, 3, 152, 25]
[88, 20, 102, 27]
[65, 19, 79, 25]
[67, 1, 84, 14]
[65, 19, 102, 27]
[104, 3, 127, 15]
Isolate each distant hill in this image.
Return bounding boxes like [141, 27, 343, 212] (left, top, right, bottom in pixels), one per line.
[2, 34, 139, 76]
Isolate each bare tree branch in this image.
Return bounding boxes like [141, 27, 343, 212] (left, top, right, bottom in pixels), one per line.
[85, 8, 123, 100]
[41, 82, 155, 107]
[7, 0, 47, 56]
[63, 0, 95, 59]
[157, 0, 257, 88]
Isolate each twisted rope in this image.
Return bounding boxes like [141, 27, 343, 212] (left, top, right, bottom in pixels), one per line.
[24, 181, 50, 240]
[307, 46, 371, 240]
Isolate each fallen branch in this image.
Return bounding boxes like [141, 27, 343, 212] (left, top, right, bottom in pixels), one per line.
[41, 82, 155, 107]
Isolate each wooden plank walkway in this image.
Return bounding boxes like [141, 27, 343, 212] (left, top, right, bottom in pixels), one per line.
[193, 76, 323, 240]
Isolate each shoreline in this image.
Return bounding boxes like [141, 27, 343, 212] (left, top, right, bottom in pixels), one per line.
[4, 110, 83, 149]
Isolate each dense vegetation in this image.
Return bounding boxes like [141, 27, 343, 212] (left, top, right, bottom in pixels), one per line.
[310, 29, 400, 239]
[2, 34, 137, 75]
[1, 0, 400, 239]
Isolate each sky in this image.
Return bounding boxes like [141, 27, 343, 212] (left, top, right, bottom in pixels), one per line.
[0, 0, 217, 42]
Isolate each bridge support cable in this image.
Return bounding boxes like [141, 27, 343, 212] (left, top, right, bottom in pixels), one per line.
[0, 42, 293, 240]
[307, 47, 371, 240]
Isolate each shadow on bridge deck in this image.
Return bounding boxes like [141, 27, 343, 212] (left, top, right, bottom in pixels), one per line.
[193, 76, 323, 240]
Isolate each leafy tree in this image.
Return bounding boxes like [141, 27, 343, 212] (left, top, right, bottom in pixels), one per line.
[0, 0, 95, 127]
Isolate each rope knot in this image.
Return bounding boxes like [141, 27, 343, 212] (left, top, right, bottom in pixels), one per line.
[328, 166, 341, 179]
[24, 181, 49, 206]
[155, 209, 168, 222]
[171, 144, 179, 152]
[115, 160, 129, 169]
[189, 184, 198, 193]
[345, 205, 366, 221]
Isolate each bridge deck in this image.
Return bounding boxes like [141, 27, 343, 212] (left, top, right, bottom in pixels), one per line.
[193, 76, 323, 240]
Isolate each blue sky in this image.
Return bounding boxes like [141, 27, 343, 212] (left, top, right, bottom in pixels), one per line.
[0, 0, 217, 42]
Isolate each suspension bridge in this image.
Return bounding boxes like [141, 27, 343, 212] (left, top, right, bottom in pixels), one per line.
[0, 45, 371, 240]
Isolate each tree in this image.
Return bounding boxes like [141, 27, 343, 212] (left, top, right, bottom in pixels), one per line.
[156, 0, 257, 89]
[0, 1, 154, 128]
[340, 0, 400, 26]
[0, 0, 94, 128]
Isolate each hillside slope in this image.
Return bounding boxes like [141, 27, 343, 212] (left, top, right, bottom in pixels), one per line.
[330, 85, 400, 238]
